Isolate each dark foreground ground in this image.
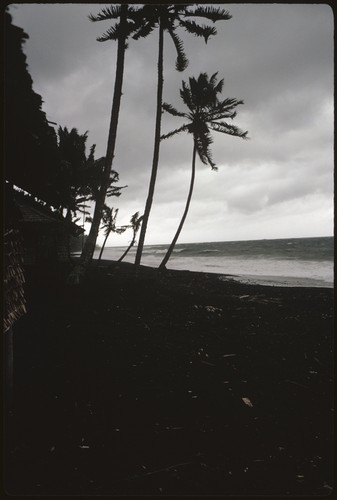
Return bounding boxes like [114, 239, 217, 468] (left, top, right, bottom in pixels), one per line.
[4, 260, 334, 496]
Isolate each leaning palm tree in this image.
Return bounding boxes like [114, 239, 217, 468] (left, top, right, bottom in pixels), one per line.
[98, 205, 127, 261]
[158, 72, 248, 270]
[134, 4, 232, 267]
[118, 211, 143, 262]
[68, 4, 144, 283]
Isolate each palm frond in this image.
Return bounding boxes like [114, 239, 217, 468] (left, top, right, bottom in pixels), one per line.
[219, 97, 244, 109]
[209, 98, 244, 120]
[97, 18, 140, 42]
[125, 20, 143, 38]
[209, 121, 249, 139]
[76, 196, 88, 204]
[209, 71, 219, 85]
[88, 5, 121, 22]
[126, 6, 138, 17]
[96, 24, 120, 42]
[162, 102, 187, 118]
[160, 124, 189, 140]
[211, 109, 237, 121]
[101, 205, 119, 233]
[135, 214, 144, 229]
[170, 4, 190, 15]
[190, 74, 216, 109]
[194, 131, 216, 169]
[109, 170, 120, 183]
[185, 6, 232, 23]
[106, 184, 127, 197]
[90, 5, 146, 41]
[132, 20, 155, 40]
[180, 80, 193, 111]
[209, 72, 224, 94]
[115, 225, 128, 235]
[188, 73, 219, 109]
[179, 19, 216, 43]
[167, 27, 188, 71]
[130, 211, 140, 225]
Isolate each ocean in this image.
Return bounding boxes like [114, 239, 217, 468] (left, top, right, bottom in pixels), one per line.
[93, 236, 334, 288]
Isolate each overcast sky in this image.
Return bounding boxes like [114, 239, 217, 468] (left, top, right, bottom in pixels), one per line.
[9, 3, 334, 246]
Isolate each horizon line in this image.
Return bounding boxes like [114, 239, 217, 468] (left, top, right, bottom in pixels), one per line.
[99, 234, 333, 249]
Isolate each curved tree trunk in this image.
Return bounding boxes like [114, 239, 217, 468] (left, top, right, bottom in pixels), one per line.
[98, 230, 111, 261]
[67, 5, 128, 284]
[135, 20, 164, 267]
[118, 234, 136, 262]
[159, 143, 196, 270]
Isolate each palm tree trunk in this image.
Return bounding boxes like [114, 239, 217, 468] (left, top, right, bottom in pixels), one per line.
[65, 208, 72, 221]
[135, 19, 164, 267]
[118, 233, 136, 262]
[98, 230, 111, 261]
[66, 232, 74, 264]
[159, 143, 196, 270]
[67, 5, 128, 283]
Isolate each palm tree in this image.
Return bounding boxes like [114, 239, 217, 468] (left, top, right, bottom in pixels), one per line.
[55, 127, 125, 262]
[68, 4, 144, 283]
[134, 4, 232, 267]
[98, 205, 127, 261]
[118, 211, 143, 262]
[55, 126, 90, 220]
[158, 72, 248, 270]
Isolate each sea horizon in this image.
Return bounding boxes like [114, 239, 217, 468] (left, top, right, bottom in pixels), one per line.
[102, 234, 333, 250]
[91, 236, 334, 289]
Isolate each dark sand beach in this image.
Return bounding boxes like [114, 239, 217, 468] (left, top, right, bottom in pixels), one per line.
[4, 260, 334, 496]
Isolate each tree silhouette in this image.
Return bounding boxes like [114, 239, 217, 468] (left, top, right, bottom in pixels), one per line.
[55, 126, 90, 220]
[98, 205, 127, 261]
[158, 72, 248, 270]
[134, 4, 232, 267]
[55, 127, 125, 223]
[118, 212, 144, 262]
[69, 4, 145, 283]
[4, 10, 60, 208]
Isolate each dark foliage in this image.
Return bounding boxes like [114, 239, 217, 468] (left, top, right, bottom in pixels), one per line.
[3, 11, 60, 208]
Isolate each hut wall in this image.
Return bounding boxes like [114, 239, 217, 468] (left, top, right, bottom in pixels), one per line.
[3, 229, 26, 332]
[56, 229, 70, 262]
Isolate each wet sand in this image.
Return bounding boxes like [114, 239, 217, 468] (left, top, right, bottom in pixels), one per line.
[226, 273, 333, 288]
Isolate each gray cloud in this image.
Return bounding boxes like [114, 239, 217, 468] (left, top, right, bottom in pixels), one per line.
[8, 3, 333, 245]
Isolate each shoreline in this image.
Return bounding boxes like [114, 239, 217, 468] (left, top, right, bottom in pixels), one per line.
[224, 273, 333, 288]
[92, 257, 333, 289]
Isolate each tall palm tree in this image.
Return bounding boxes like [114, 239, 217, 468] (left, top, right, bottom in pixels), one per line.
[158, 72, 248, 270]
[134, 4, 232, 267]
[118, 211, 143, 262]
[69, 4, 144, 283]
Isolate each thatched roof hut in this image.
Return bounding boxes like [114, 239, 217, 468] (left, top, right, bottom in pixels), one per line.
[3, 228, 26, 332]
[3, 188, 84, 331]
[13, 191, 84, 264]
